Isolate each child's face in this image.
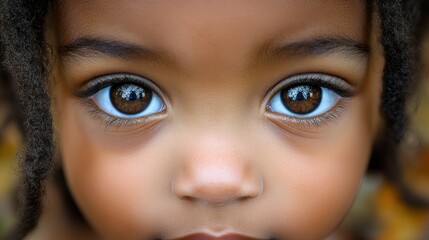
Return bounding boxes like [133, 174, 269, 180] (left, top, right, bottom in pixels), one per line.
[49, 0, 383, 239]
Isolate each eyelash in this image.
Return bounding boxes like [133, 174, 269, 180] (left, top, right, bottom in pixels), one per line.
[265, 102, 350, 130]
[263, 73, 357, 130]
[75, 73, 167, 129]
[75, 73, 356, 130]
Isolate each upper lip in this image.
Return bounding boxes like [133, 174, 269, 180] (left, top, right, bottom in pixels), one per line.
[170, 233, 267, 240]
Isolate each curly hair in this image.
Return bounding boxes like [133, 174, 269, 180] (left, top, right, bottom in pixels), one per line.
[0, 0, 426, 239]
[1, 1, 52, 239]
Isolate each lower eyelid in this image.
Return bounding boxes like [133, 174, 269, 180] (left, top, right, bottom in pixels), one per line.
[76, 95, 162, 130]
[264, 100, 351, 134]
[83, 100, 167, 131]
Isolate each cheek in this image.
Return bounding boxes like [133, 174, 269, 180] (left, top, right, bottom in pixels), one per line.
[56, 98, 170, 238]
[264, 136, 371, 238]
[52, 65, 381, 239]
[259, 99, 377, 237]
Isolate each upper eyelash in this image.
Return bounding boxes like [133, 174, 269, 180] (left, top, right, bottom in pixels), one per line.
[263, 73, 357, 129]
[265, 73, 358, 100]
[74, 73, 162, 99]
[77, 72, 354, 129]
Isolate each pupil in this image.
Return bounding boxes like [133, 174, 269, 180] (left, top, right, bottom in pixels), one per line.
[281, 85, 322, 114]
[129, 92, 138, 101]
[296, 92, 305, 101]
[110, 83, 152, 115]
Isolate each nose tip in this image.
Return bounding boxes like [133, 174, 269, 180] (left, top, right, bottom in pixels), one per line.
[172, 162, 263, 205]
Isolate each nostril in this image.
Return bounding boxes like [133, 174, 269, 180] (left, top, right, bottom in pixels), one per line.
[179, 195, 256, 206]
[238, 195, 254, 202]
[175, 182, 242, 205]
[171, 168, 264, 206]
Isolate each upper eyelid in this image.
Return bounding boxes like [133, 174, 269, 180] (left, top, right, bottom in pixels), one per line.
[264, 73, 357, 99]
[265, 102, 350, 134]
[73, 73, 170, 103]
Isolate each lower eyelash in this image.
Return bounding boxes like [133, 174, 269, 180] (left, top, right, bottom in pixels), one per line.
[78, 99, 158, 130]
[265, 101, 350, 131]
[83, 102, 137, 130]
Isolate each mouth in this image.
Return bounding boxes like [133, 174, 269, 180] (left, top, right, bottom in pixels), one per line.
[170, 233, 271, 240]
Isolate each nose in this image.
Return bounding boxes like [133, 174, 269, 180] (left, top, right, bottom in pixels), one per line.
[171, 139, 263, 205]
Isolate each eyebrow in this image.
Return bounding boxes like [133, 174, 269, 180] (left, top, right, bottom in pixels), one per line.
[58, 37, 174, 66]
[256, 36, 370, 65]
[58, 36, 370, 67]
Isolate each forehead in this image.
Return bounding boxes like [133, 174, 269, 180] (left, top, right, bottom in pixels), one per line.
[52, 0, 369, 76]
[54, 0, 368, 44]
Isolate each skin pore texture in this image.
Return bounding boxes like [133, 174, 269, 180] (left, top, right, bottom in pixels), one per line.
[41, 0, 384, 239]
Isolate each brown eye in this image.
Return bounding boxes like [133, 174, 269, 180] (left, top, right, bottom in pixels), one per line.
[267, 80, 340, 118]
[110, 83, 152, 115]
[280, 85, 321, 114]
[89, 74, 165, 119]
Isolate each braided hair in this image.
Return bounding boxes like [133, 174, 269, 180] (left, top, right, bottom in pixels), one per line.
[0, 0, 426, 239]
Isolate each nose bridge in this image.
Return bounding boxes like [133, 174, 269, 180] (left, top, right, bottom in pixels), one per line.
[178, 80, 251, 128]
[172, 131, 263, 205]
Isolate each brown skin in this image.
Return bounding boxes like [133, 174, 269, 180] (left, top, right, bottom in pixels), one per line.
[39, 0, 383, 239]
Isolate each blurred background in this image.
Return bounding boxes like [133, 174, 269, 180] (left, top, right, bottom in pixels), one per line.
[1, 6, 429, 240]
